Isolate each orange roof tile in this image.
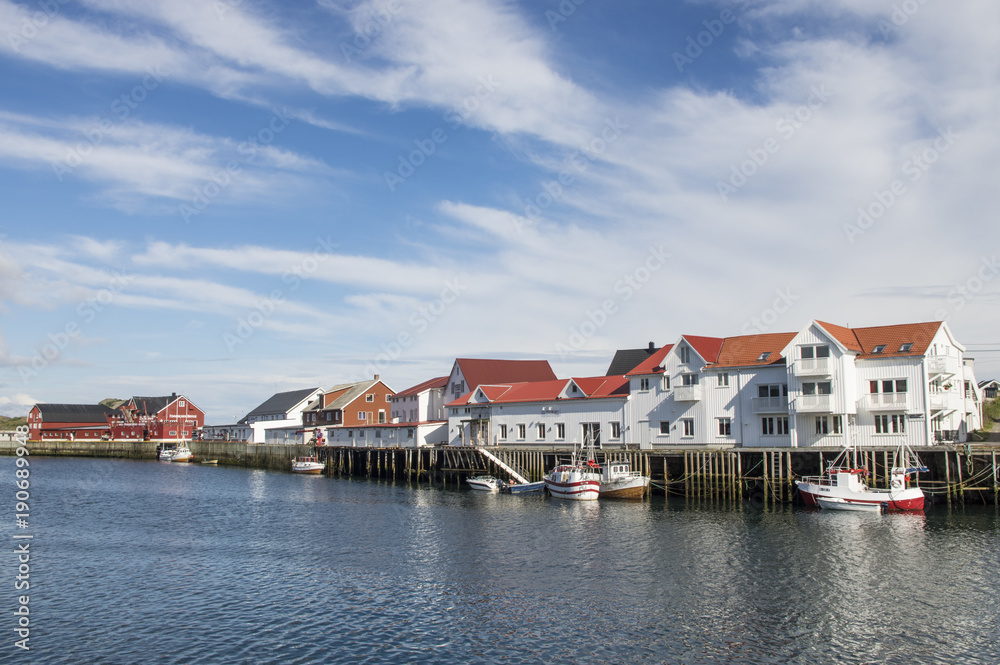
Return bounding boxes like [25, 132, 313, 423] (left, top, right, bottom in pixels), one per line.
[394, 376, 448, 398]
[709, 332, 798, 369]
[626, 345, 674, 376]
[683, 335, 724, 363]
[455, 358, 557, 389]
[814, 321, 863, 352]
[851, 321, 942, 359]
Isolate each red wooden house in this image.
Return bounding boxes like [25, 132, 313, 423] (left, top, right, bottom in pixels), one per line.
[109, 393, 205, 441]
[27, 403, 115, 441]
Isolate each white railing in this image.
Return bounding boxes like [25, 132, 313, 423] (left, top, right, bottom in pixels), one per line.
[752, 396, 788, 413]
[928, 355, 961, 376]
[864, 393, 909, 410]
[673, 385, 702, 401]
[793, 357, 832, 376]
[796, 394, 833, 412]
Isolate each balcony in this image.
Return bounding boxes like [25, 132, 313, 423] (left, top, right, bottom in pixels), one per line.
[928, 355, 961, 377]
[795, 394, 833, 413]
[752, 396, 788, 413]
[673, 385, 702, 402]
[792, 357, 832, 377]
[864, 393, 909, 411]
[928, 393, 955, 412]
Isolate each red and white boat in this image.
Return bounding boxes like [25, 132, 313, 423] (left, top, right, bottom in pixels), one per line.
[544, 446, 602, 501]
[796, 442, 927, 512]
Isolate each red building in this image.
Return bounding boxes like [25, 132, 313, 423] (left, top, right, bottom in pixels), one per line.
[27, 404, 115, 441]
[109, 394, 205, 441]
[302, 377, 394, 429]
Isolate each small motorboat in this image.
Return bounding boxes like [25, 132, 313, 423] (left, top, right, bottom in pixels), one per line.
[599, 460, 650, 500]
[504, 481, 546, 494]
[466, 475, 503, 492]
[817, 496, 885, 513]
[158, 445, 177, 460]
[169, 446, 193, 462]
[200, 459, 218, 465]
[291, 456, 324, 474]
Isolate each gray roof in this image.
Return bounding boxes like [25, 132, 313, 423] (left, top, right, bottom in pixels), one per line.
[606, 344, 660, 376]
[245, 388, 320, 419]
[304, 380, 380, 412]
[33, 404, 115, 423]
[128, 396, 175, 415]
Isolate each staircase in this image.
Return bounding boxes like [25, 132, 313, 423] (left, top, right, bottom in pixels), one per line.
[475, 447, 530, 484]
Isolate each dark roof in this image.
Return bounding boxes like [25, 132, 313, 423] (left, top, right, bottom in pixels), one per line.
[245, 388, 320, 418]
[33, 404, 115, 423]
[127, 396, 174, 415]
[454, 359, 556, 389]
[606, 343, 660, 375]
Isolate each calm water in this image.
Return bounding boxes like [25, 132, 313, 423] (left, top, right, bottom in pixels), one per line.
[4, 457, 1000, 665]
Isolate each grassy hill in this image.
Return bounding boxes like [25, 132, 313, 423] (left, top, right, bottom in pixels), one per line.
[100, 398, 126, 410]
[0, 415, 27, 429]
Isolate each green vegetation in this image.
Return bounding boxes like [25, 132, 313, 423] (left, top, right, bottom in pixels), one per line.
[0, 416, 27, 430]
[983, 398, 1000, 431]
[100, 398, 126, 410]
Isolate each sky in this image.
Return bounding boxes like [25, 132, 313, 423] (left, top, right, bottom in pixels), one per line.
[0, 0, 998, 423]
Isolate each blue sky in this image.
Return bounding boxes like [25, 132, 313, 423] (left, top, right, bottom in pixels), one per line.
[1, 0, 998, 422]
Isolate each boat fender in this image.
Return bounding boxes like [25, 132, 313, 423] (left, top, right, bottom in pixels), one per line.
[891, 478, 903, 490]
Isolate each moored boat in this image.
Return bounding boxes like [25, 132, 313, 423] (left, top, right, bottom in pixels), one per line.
[544, 459, 601, 501]
[291, 456, 324, 474]
[466, 475, 502, 492]
[169, 445, 193, 462]
[816, 496, 885, 512]
[599, 460, 649, 500]
[200, 459, 218, 465]
[158, 445, 177, 460]
[504, 480, 546, 494]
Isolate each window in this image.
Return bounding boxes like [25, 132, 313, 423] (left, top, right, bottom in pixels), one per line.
[611, 422, 622, 439]
[537, 424, 545, 440]
[899, 343, 913, 352]
[178, 400, 186, 408]
[556, 423, 565, 439]
[662, 375, 670, 390]
[802, 382, 831, 395]
[892, 414, 906, 433]
[679, 346, 690, 363]
[758, 383, 788, 398]
[757, 352, 771, 362]
[407, 429, 414, 439]
[762, 417, 775, 435]
[366, 394, 374, 402]
[378, 410, 385, 424]
[832, 415, 843, 434]
[385, 395, 391, 402]
[872, 344, 886, 354]
[815, 416, 829, 435]
[682, 419, 694, 437]
[571, 384, 579, 394]
[871, 380, 907, 393]
[718, 373, 729, 387]
[517, 424, 526, 439]
[499, 424, 507, 439]
[358, 411, 366, 420]
[682, 373, 699, 386]
[800, 345, 830, 359]
[718, 418, 732, 436]
[639, 378, 650, 391]
[778, 416, 789, 435]
[875, 414, 888, 434]
[659, 421, 670, 435]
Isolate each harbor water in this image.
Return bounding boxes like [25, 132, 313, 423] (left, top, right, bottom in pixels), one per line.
[5, 457, 1000, 664]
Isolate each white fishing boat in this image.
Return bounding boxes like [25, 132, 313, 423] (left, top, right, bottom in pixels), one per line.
[599, 459, 649, 500]
[466, 475, 503, 492]
[291, 456, 324, 474]
[796, 423, 926, 512]
[544, 460, 601, 500]
[816, 496, 885, 512]
[158, 445, 177, 461]
[169, 445, 193, 462]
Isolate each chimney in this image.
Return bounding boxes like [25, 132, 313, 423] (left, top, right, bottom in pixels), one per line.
[648, 341, 655, 352]
[374, 374, 379, 380]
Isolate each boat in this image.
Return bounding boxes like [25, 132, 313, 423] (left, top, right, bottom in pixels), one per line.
[466, 475, 503, 492]
[544, 440, 603, 502]
[169, 445, 193, 462]
[816, 496, 885, 512]
[503, 480, 546, 494]
[599, 459, 650, 499]
[795, 433, 927, 512]
[291, 456, 324, 474]
[158, 445, 177, 460]
[200, 459, 218, 465]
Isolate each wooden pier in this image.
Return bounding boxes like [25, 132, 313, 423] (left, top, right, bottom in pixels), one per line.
[314, 444, 1000, 506]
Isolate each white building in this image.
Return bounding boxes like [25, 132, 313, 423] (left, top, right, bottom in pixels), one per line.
[244, 387, 323, 444]
[326, 376, 449, 448]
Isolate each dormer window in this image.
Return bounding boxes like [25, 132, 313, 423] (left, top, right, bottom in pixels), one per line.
[899, 343, 913, 352]
[571, 384, 579, 393]
[679, 346, 690, 364]
[872, 345, 886, 354]
[757, 352, 771, 362]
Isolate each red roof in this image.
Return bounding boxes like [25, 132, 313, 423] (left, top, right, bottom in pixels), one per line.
[814, 321, 864, 352]
[394, 376, 448, 398]
[710, 332, 798, 369]
[447, 376, 629, 406]
[814, 320, 942, 358]
[683, 335, 724, 363]
[626, 345, 674, 376]
[455, 358, 556, 389]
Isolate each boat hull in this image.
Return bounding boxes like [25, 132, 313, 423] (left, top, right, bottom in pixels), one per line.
[544, 466, 601, 501]
[292, 464, 324, 474]
[466, 476, 501, 492]
[796, 481, 924, 511]
[600, 475, 649, 500]
[505, 481, 546, 494]
[817, 497, 884, 512]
